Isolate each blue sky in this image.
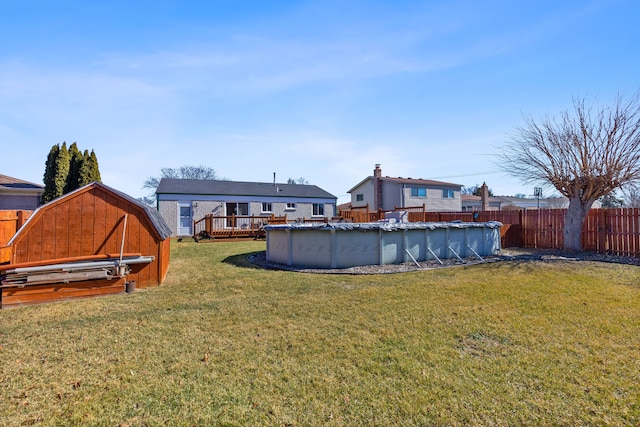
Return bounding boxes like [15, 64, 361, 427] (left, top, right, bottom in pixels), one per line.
[1, 0, 638, 204]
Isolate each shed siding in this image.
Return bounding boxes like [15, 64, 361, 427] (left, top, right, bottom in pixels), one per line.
[2, 278, 127, 307]
[9, 186, 169, 289]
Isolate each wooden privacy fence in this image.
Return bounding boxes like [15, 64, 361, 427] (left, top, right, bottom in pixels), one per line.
[517, 208, 639, 257]
[0, 210, 32, 263]
[338, 207, 640, 257]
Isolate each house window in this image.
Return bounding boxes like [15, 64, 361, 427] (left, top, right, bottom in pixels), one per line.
[313, 203, 324, 216]
[356, 194, 364, 202]
[410, 187, 427, 198]
[226, 202, 248, 216]
[286, 202, 296, 210]
[442, 189, 454, 199]
[262, 202, 272, 212]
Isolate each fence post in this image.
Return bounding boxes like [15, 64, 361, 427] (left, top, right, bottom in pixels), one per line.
[597, 209, 607, 254]
[17, 210, 27, 229]
[519, 210, 524, 248]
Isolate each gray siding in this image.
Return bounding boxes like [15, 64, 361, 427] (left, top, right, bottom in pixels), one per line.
[193, 201, 225, 220]
[0, 194, 41, 210]
[381, 181, 403, 210]
[158, 198, 335, 237]
[423, 187, 461, 211]
[260, 202, 334, 219]
[158, 201, 179, 236]
[350, 181, 375, 208]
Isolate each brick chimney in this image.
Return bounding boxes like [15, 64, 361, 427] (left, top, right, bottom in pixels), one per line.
[481, 182, 490, 211]
[373, 164, 382, 210]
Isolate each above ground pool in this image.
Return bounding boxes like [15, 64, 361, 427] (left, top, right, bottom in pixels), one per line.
[264, 221, 502, 269]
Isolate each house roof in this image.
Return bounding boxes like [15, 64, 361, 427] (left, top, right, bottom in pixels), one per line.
[0, 174, 44, 193]
[461, 194, 503, 203]
[347, 175, 462, 193]
[156, 178, 337, 200]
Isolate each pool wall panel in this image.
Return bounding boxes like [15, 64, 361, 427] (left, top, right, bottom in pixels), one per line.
[265, 222, 502, 269]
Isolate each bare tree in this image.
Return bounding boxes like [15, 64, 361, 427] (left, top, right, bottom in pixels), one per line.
[287, 177, 309, 185]
[498, 93, 640, 251]
[545, 196, 568, 209]
[621, 183, 640, 207]
[462, 183, 493, 197]
[140, 165, 220, 206]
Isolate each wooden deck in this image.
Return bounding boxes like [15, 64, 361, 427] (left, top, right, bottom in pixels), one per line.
[193, 214, 288, 241]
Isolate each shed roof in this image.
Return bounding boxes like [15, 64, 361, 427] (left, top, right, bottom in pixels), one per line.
[8, 182, 172, 245]
[103, 183, 172, 240]
[156, 178, 337, 200]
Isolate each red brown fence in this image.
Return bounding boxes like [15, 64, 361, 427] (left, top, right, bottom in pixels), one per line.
[339, 207, 640, 258]
[0, 210, 32, 263]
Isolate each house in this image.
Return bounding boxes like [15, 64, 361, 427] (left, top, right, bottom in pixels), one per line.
[460, 182, 502, 211]
[156, 178, 338, 237]
[0, 174, 44, 210]
[462, 193, 602, 211]
[0, 182, 172, 307]
[347, 164, 462, 212]
[461, 194, 504, 211]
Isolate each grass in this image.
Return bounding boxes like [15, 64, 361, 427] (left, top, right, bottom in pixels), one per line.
[1, 240, 639, 426]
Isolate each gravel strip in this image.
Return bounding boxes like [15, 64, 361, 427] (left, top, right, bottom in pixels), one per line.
[247, 248, 639, 275]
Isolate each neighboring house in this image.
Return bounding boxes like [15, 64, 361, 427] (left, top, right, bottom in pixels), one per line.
[347, 164, 462, 212]
[497, 196, 562, 210]
[462, 194, 602, 211]
[497, 196, 601, 210]
[156, 178, 338, 236]
[0, 174, 44, 210]
[461, 194, 504, 211]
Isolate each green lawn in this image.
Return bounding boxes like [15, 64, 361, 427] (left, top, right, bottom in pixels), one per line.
[1, 240, 639, 426]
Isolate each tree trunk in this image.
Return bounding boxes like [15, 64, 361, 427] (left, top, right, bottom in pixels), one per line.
[563, 196, 595, 252]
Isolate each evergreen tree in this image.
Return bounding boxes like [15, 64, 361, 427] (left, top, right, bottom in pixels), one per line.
[89, 150, 102, 183]
[599, 192, 624, 208]
[77, 149, 94, 187]
[42, 144, 60, 203]
[42, 142, 103, 202]
[65, 142, 83, 193]
[52, 142, 71, 200]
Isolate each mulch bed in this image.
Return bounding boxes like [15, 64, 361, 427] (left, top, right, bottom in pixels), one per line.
[247, 248, 640, 275]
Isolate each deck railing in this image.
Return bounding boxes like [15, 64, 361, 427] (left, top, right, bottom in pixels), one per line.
[192, 214, 287, 240]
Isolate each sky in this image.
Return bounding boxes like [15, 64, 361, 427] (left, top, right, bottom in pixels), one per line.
[1, 0, 638, 204]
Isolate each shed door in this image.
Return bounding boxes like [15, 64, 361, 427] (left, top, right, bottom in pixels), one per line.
[178, 204, 192, 236]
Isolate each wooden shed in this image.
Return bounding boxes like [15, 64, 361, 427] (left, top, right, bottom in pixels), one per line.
[0, 182, 172, 308]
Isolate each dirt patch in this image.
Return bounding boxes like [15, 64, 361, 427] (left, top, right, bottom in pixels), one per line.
[247, 248, 640, 275]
